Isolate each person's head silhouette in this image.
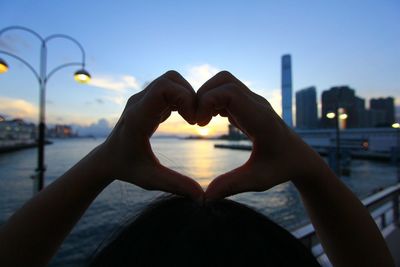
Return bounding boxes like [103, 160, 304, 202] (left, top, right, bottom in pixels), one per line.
[90, 195, 320, 267]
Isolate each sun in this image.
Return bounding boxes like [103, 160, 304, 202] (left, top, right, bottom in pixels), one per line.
[197, 127, 210, 137]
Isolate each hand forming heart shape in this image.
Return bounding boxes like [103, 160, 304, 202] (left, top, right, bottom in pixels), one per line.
[100, 70, 319, 201]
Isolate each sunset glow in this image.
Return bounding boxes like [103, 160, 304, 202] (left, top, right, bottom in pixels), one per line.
[197, 127, 210, 136]
[156, 113, 229, 137]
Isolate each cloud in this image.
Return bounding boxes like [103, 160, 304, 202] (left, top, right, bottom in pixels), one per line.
[185, 64, 220, 89]
[0, 97, 37, 120]
[257, 88, 282, 117]
[0, 34, 30, 52]
[88, 75, 140, 92]
[72, 118, 113, 137]
[104, 95, 126, 105]
[0, 39, 14, 52]
[185, 64, 254, 90]
[185, 63, 283, 119]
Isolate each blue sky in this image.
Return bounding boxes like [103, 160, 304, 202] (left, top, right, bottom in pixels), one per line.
[0, 0, 399, 135]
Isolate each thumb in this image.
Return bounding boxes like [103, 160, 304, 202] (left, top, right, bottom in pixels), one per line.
[205, 165, 256, 200]
[150, 165, 204, 201]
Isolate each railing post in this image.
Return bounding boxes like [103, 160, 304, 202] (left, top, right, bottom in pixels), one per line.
[381, 214, 387, 229]
[393, 194, 399, 227]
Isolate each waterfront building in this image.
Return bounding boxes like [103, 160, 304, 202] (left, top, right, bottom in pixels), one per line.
[228, 124, 244, 140]
[365, 109, 386, 128]
[281, 54, 293, 127]
[48, 124, 74, 138]
[321, 86, 366, 128]
[295, 86, 318, 129]
[0, 119, 36, 141]
[369, 97, 395, 127]
[0, 119, 37, 151]
[295, 127, 398, 153]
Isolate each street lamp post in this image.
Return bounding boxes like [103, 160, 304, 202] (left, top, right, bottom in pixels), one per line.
[0, 26, 91, 193]
[326, 107, 348, 176]
[392, 122, 400, 182]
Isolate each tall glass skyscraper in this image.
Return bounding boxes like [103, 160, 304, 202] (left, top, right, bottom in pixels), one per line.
[296, 86, 318, 129]
[281, 54, 293, 127]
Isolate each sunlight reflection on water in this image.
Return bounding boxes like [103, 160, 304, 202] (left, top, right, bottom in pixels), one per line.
[152, 139, 251, 187]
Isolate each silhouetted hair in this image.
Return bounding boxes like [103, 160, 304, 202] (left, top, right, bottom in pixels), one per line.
[90, 195, 320, 267]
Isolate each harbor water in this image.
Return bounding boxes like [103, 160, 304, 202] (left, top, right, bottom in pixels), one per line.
[0, 138, 397, 266]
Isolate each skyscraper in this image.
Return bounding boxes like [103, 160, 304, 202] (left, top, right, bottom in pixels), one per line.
[295, 87, 318, 129]
[281, 54, 293, 127]
[321, 86, 366, 128]
[369, 97, 395, 127]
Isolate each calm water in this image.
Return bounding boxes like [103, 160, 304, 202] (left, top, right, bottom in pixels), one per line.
[0, 138, 397, 266]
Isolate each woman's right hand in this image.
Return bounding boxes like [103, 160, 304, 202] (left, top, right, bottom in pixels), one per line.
[97, 71, 203, 199]
[197, 71, 321, 200]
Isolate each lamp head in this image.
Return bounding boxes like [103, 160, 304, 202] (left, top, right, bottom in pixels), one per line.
[326, 112, 336, 119]
[74, 69, 91, 84]
[392, 122, 400, 129]
[0, 58, 9, 74]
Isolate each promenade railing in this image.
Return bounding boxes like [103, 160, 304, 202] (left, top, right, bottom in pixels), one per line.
[292, 183, 400, 262]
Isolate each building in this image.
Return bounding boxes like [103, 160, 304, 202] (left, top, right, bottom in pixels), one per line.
[365, 109, 386, 128]
[369, 97, 395, 127]
[0, 119, 36, 141]
[227, 124, 244, 140]
[48, 124, 74, 138]
[281, 54, 293, 127]
[0, 119, 37, 148]
[321, 86, 366, 128]
[295, 86, 318, 129]
[296, 127, 399, 153]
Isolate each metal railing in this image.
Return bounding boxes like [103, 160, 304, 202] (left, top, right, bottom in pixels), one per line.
[292, 183, 400, 259]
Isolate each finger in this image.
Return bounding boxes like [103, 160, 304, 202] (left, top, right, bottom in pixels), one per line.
[197, 70, 249, 98]
[141, 77, 197, 125]
[151, 165, 204, 200]
[163, 70, 195, 94]
[196, 83, 234, 126]
[205, 165, 256, 200]
[219, 109, 228, 117]
[160, 110, 172, 123]
[162, 71, 197, 123]
[124, 88, 148, 110]
[197, 83, 271, 137]
[196, 83, 258, 129]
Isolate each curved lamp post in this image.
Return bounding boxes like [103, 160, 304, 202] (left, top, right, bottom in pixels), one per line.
[0, 26, 91, 193]
[326, 108, 348, 176]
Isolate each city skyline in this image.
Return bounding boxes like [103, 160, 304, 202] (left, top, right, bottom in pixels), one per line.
[0, 1, 399, 136]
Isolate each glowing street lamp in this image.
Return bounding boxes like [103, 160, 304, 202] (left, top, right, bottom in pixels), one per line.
[326, 112, 336, 119]
[0, 58, 8, 73]
[74, 69, 91, 83]
[393, 122, 400, 182]
[0, 26, 91, 193]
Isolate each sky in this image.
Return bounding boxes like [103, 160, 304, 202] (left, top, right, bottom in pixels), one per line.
[0, 0, 399, 136]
